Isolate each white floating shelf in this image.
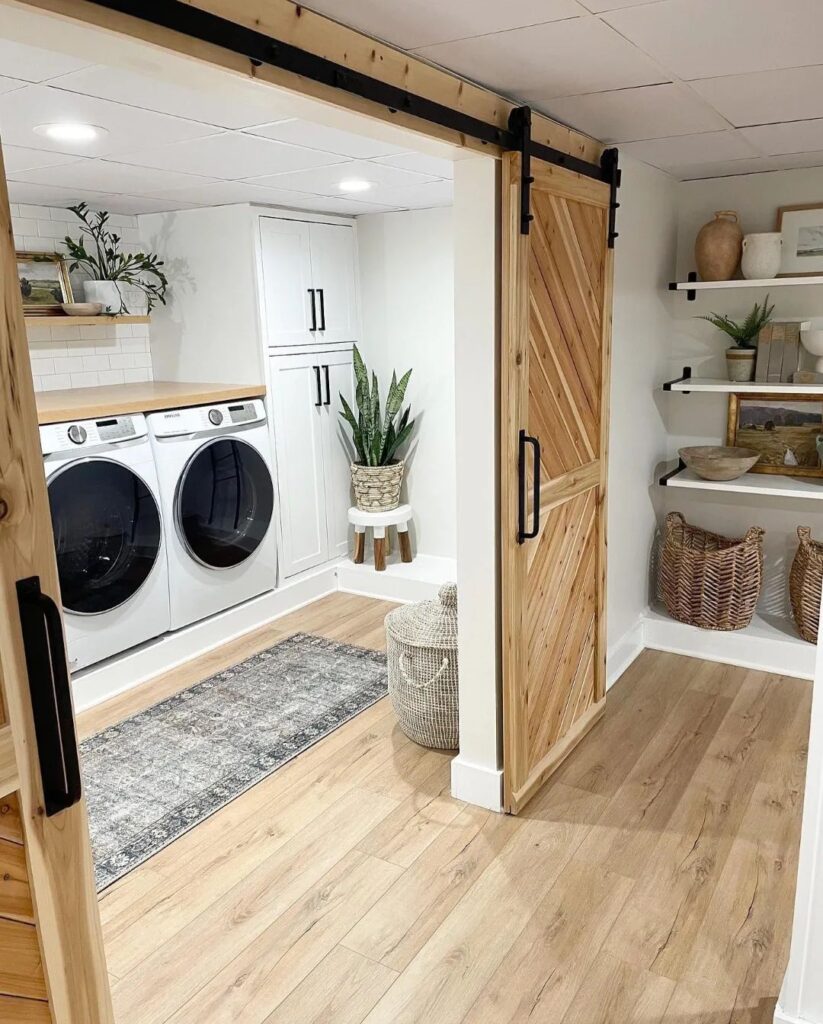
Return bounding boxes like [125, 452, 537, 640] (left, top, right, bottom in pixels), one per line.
[666, 377, 823, 395]
[660, 464, 823, 501]
[669, 275, 823, 292]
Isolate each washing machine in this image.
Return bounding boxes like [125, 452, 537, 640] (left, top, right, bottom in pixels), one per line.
[41, 413, 170, 673]
[147, 399, 277, 630]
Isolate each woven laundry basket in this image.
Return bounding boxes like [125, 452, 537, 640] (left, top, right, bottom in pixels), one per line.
[790, 526, 823, 643]
[385, 582, 458, 749]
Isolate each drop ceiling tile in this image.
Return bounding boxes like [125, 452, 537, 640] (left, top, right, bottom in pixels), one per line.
[675, 155, 802, 180]
[13, 159, 219, 195]
[0, 75, 26, 96]
[248, 159, 436, 196]
[1, 145, 86, 174]
[577, 0, 667, 10]
[0, 85, 217, 158]
[359, 179, 454, 210]
[94, 194, 204, 216]
[415, 17, 666, 101]
[545, 83, 728, 143]
[272, 194, 399, 216]
[302, 0, 586, 49]
[245, 119, 407, 159]
[691, 67, 823, 127]
[371, 151, 455, 178]
[740, 119, 823, 156]
[605, 0, 823, 81]
[6, 180, 117, 210]
[141, 179, 322, 207]
[0, 39, 91, 83]
[114, 132, 348, 180]
[48, 65, 294, 130]
[621, 130, 759, 171]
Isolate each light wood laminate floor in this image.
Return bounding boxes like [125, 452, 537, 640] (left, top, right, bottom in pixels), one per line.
[80, 593, 811, 1024]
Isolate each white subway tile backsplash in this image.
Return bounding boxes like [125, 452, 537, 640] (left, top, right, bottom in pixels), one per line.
[53, 356, 85, 375]
[70, 371, 101, 388]
[30, 357, 55, 376]
[39, 374, 73, 391]
[97, 369, 126, 385]
[123, 368, 151, 383]
[81, 355, 110, 371]
[108, 353, 134, 369]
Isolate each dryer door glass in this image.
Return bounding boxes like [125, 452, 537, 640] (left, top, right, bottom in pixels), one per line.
[176, 438, 274, 569]
[48, 460, 162, 615]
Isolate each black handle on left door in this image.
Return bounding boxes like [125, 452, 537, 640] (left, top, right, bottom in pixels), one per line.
[16, 576, 82, 817]
[313, 366, 322, 406]
[308, 289, 317, 331]
[517, 430, 541, 544]
[317, 288, 326, 331]
[324, 364, 331, 406]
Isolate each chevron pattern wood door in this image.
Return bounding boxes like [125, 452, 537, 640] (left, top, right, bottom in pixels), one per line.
[502, 154, 613, 813]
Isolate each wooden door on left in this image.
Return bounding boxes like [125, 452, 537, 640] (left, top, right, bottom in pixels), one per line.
[0, 145, 114, 1021]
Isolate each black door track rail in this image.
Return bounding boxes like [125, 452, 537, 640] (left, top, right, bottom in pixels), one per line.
[87, 0, 621, 245]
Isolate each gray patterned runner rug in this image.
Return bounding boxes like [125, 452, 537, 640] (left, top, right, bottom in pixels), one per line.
[81, 633, 387, 890]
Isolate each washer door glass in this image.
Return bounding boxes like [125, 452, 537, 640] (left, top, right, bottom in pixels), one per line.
[48, 460, 162, 615]
[176, 438, 274, 569]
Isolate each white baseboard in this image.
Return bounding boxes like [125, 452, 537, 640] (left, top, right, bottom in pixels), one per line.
[450, 756, 503, 811]
[336, 554, 457, 604]
[774, 1005, 810, 1024]
[606, 618, 645, 690]
[71, 565, 337, 712]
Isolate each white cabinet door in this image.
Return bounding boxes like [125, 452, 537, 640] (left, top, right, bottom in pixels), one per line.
[309, 222, 359, 345]
[319, 350, 355, 559]
[269, 353, 328, 577]
[260, 217, 316, 347]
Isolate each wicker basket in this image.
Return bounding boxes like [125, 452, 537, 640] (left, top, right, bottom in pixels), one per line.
[351, 460, 404, 512]
[658, 511, 764, 631]
[790, 526, 823, 643]
[385, 582, 458, 749]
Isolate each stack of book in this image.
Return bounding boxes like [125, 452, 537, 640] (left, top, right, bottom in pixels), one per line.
[755, 322, 802, 383]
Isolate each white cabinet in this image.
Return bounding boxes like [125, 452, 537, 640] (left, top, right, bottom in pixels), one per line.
[260, 216, 359, 348]
[269, 347, 354, 578]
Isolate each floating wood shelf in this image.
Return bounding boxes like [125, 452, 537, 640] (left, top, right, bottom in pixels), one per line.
[24, 315, 151, 327]
[659, 462, 823, 500]
[663, 367, 823, 395]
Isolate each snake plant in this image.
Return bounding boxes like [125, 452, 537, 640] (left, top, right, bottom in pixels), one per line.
[339, 345, 415, 466]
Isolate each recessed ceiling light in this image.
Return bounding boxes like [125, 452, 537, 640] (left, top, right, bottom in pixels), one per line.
[33, 123, 107, 143]
[338, 178, 372, 193]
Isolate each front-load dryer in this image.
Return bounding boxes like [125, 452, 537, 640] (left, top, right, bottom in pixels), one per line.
[41, 413, 170, 672]
[147, 399, 277, 630]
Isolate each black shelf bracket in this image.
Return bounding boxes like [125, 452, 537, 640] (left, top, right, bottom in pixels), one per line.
[662, 366, 693, 393]
[600, 148, 621, 249]
[659, 458, 686, 486]
[667, 272, 698, 300]
[509, 106, 534, 235]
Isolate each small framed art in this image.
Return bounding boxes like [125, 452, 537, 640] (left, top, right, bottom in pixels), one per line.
[776, 203, 823, 276]
[727, 393, 823, 476]
[16, 251, 73, 315]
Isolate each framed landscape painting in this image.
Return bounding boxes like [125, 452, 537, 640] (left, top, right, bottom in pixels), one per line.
[727, 393, 823, 477]
[16, 251, 73, 315]
[777, 203, 823, 276]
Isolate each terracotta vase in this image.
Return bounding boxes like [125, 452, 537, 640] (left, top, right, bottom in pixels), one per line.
[695, 211, 743, 282]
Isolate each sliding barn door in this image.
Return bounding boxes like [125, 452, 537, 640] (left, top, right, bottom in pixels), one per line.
[501, 153, 613, 814]
[0, 145, 114, 1020]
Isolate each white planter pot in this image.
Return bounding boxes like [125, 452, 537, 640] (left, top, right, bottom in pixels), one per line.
[726, 346, 756, 382]
[83, 280, 124, 315]
[741, 232, 783, 280]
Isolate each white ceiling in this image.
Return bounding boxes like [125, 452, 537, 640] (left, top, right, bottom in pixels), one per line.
[0, 9, 458, 218]
[305, 0, 823, 180]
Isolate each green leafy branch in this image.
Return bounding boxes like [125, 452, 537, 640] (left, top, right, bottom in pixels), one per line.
[697, 294, 775, 348]
[339, 344, 415, 466]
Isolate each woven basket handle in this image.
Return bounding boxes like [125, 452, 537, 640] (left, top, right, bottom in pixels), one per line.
[743, 525, 766, 543]
[399, 653, 450, 690]
[798, 526, 813, 545]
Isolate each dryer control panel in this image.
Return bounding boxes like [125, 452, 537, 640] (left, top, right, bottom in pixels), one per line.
[40, 414, 147, 456]
[148, 399, 266, 438]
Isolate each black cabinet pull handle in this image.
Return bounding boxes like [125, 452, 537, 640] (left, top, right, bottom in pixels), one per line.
[324, 364, 331, 406]
[308, 289, 317, 331]
[313, 366, 322, 406]
[517, 430, 541, 544]
[317, 288, 326, 331]
[16, 576, 82, 817]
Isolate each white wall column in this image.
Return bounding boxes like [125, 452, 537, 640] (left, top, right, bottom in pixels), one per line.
[775, 595, 823, 1024]
[450, 155, 503, 811]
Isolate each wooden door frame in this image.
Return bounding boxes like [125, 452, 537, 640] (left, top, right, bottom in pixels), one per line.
[500, 154, 614, 814]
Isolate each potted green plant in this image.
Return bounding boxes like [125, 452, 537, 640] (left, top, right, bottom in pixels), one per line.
[698, 295, 774, 382]
[339, 345, 415, 511]
[63, 203, 168, 315]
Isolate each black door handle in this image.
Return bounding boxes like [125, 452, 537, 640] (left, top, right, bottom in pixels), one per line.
[308, 289, 317, 331]
[324, 364, 331, 406]
[317, 288, 326, 331]
[16, 576, 82, 817]
[517, 430, 541, 544]
[313, 366, 322, 406]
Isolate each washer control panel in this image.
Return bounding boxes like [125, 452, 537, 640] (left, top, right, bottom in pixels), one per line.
[40, 414, 147, 455]
[148, 399, 266, 437]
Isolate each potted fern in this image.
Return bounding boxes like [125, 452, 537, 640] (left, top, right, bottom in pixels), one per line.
[698, 295, 774, 382]
[64, 203, 168, 315]
[339, 345, 415, 511]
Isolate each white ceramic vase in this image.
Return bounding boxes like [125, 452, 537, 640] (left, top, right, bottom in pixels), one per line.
[83, 280, 124, 315]
[740, 232, 782, 280]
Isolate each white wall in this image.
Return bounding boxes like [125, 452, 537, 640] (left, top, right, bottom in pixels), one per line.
[16, 203, 154, 390]
[356, 207, 456, 560]
[607, 154, 679, 682]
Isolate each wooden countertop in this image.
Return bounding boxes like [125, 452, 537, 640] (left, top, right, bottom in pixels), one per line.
[36, 381, 267, 425]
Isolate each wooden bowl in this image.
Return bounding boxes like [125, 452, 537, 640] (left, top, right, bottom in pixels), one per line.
[679, 446, 760, 481]
[62, 302, 103, 316]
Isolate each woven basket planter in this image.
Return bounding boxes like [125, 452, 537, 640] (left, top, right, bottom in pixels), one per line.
[790, 526, 823, 643]
[351, 460, 404, 512]
[385, 583, 458, 749]
[658, 511, 764, 631]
